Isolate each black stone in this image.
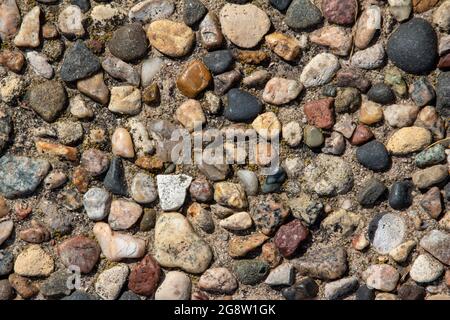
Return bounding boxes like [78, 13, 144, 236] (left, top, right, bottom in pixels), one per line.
[398, 283, 426, 300]
[270, 0, 293, 11]
[108, 23, 148, 62]
[281, 277, 319, 300]
[60, 40, 101, 82]
[388, 180, 413, 210]
[285, 0, 323, 30]
[367, 83, 395, 105]
[224, 89, 262, 122]
[119, 291, 142, 300]
[436, 72, 450, 117]
[71, 0, 90, 13]
[203, 50, 234, 75]
[40, 270, 73, 299]
[0, 250, 14, 276]
[62, 290, 98, 300]
[357, 178, 387, 207]
[262, 167, 286, 194]
[386, 18, 438, 75]
[103, 157, 127, 196]
[355, 285, 375, 300]
[183, 0, 208, 26]
[356, 141, 390, 171]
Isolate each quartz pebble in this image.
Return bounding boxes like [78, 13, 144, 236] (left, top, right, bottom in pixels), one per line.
[410, 254, 444, 283]
[147, 20, 195, 58]
[262, 78, 302, 105]
[14, 6, 40, 48]
[198, 267, 238, 294]
[300, 53, 340, 88]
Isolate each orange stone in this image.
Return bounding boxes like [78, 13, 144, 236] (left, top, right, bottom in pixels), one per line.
[176, 60, 212, 98]
[0, 50, 25, 73]
[235, 50, 268, 64]
[73, 166, 90, 193]
[36, 140, 78, 161]
[135, 155, 164, 171]
[412, 0, 439, 13]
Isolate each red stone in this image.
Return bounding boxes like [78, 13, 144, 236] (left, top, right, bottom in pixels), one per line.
[303, 98, 335, 129]
[438, 53, 450, 69]
[420, 187, 442, 219]
[336, 68, 371, 92]
[128, 255, 161, 296]
[57, 236, 101, 273]
[274, 219, 309, 258]
[322, 0, 357, 26]
[350, 124, 374, 145]
[189, 176, 213, 203]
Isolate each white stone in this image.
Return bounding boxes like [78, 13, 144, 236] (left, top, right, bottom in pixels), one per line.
[129, 0, 175, 24]
[155, 271, 191, 300]
[95, 264, 129, 300]
[219, 212, 253, 231]
[58, 5, 85, 37]
[14, 6, 40, 48]
[141, 57, 165, 88]
[300, 53, 340, 88]
[388, 0, 412, 22]
[410, 254, 444, 283]
[264, 263, 294, 286]
[26, 51, 53, 79]
[156, 174, 192, 211]
[351, 44, 385, 69]
[83, 188, 111, 221]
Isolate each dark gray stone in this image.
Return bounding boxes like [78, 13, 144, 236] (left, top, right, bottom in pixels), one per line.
[386, 18, 438, 75]
[270, 0, 293, 11]
[119, 290, 142, 300]
[108, 23, 148, 62]
[388, 180, 412, 210]
[62, 290, 98, 300]
[40, 270, 73, 299]
[203, 50, 234, 75]
[285, 0, 323, 30]
[183, 0, 207, 26]
[0, 111, 11, 153]
[367, 83, 395, 105]
[355, 285, 375, 300]
[436, 72, 450, 117]
[103, 157, 127, 196]
[60, 40, 101, 82]
[261, 167, 287, 194]
[71, 0, 90, 13]
[0, 156, 50, 198]
[357, 178, 386, 207]
[356, 141, 390, 171]
[28, 81, 67, 122]
[224, 89, 262, 122]
[0, 250, 14, 276]
[281, 277, 319, 300]
[233, 260, 269, 285]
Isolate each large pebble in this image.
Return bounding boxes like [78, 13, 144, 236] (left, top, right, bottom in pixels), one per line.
[83, 187, 111, 221]
[355, 5, 381, 49]
[14, 245, 54, 277]
[129, 0, 175, 24]
[155, 271, 191, 300]
[102, 56, 140, 86]
[109, 199, 142, 230]
[262, 78, 302, 105]
[363, 264, 399, 292]
[410, 254, 444, 283]
[198, 267, 238, 294]
[109, 23, 148, 62]
[285, 0, 323, 30]
[58, 236, 100, 274]
[157, 174, 192, 211]
[300, 53, 340, 88]
[293, 246, 347, 280]
[386, 127, 431, 155]
[61, 40, 101, 82]
[13, 6, 40, 48]
[368, 213, 406, 254]
[147, 20, 195, 57]
[420, 230, 450, 265]
[128, 255, 161, 297]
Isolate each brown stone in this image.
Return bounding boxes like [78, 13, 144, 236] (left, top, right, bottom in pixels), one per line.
[274, 219, 309, 258]
[8, 274, 38, 299]
[128, 255, 161, 296]
[81, 149, 109, 176]
[322, 0, 357, 25]
[72, 166, 90, 193]
[176, 60, 212, 98]
[303, 98, 335, 129]
[199, 12, 224, 50]
[0, 197, 9, 218]
[77, 73, 110, 105]
[420, 187, 443, 219]
[413, 0, 439, 13]
[438, 53, 450, 70]
[142, 82, 160, 105]
[234, 50, 268, 65]
[336, 68, 371, 93]
[189, 177, 213, 203]
[0, 49, 25, 73]
[36, 140, 78, 161]
[349, 124, 374, 145]
[42, 23, 59, 39]
[228, 233, 269, 258]
[57, 235, 101, 274]
[260, 242, 282, 268]
[251, 195, 290, 235]
[14, 202, 32, 220]
[135, 155, 164, 171]
[19, 220, 50, 244]
[265, 32, 301, 61]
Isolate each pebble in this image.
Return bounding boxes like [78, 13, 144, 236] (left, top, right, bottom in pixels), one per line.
[0, 50, 25, 73]
[436, 72, 450, 116]
[350, 44, 385, 70]
[335, 88, 361, 113]
[36, 140, 78, 161]
[13, 6, 40, 48]
[282, 277, 319, 300]
[0, 0, 20, 40]
[111, 128, 134, 158]
[176, 60, 212, 98]
[95, 264, 129, 300]
[293, 246, 347, 280]
[26, 51, 53, 79]
[388, 0, 412, 21]
[0, 220, 13, 246]
[147, 20, 195, 57]
[355, 285, 375, 300]
[274, 219, 308, 257]
[282, 121, 302, 147]
[336, 67, 371, 92]
[28, 81, 67, 123]
[83, 187, 111, 221]
[357, 178, 387, 207]
[214, 182, 247, 209]
[77, 72, 110, 105]
[57, 236, 100, 273]
[0, 156, 50, 199]
[304, 154, 353, 197]
[389, 180, 413, 210]
[233, 260, 269, 285]
[157, 174, 192, 211]
[420, 187, 443, 219]
[412, 165, 448, 189]
[368, 213, 406, 254]
[367, 84, 396, 105]
[198, 163, 229, 181]
[141, 57, 164, 88]
[142, 83, 160, 105]
[93, 222, 146, 261]
[251, 195, 290, 235]
[214, 69, 241, 95]
[359, 101, 383, 125]
[387, 18, 438, 75]
[355, 5, 381, 49]
[398, 283, 426, 300]
[285, 0, 323, 30]
[261, 167, 287, 194]
[203, 50, 233, 75]
[40, 270, 73, 298]
[220, 212, 253, 231]
[433, 0, 450, 31]
[410, 78, 435, 107]
[14, 245, 54, 277]
[386, 127, 432, 155]
[322, 131, 345, 155]
[303, 98, 335, 129]
[410, 254, 444, 283]
[265, 32, 301, 61]
[262, 78, 302, 105]
[184, 0, 207, 26]
[187, 203, 214, 233]
[235, 50, 268, 64]
[8, 273, 38, 299]
[324, 277, 359, 300]
[19, 220, 50, 244]
[81, 149, 109, 177]
[189, 177, 213, 203]
[321, 0, 356, 25]
[109, 23, 148, 62]
[155, 271, 191, 300]
[384, 104, 420, 128]
[129, 173, 157, 205]
[420, 230, 450, 265]
[0, 279, 11, 300]
[198, 267, 238, 294]
[63, 290, 97, 300]
[310, 25, 353, 56]
[175, 99, 206, 132]
[300, 53, 340, 88]
[109, 86, 141, 115]
[288, 193, 323, 226]
[224, 89, 262, 122]
[252, 112, 281, 141]
[128, 255, 161, 297]
[270, 0, 292, 11]
[58, 5, 85, 38]
[109, 199, 142, 230]
[102, 56, 140, 86]
[199, 12, 224, 50]
[356, 141, 390, 172]
[140, 208, 156, 232]
[322, 208, 361, 236]
[61, 40, 101, 82]
[219, 3, 270, 48]
[129, 0, 175, 24]
[0, 251, 13, 276]
[265, 263, 295, 286]
[363, 264, 399, 292]
[389, 240, 416, 263]
[154, 212, 212, 273]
